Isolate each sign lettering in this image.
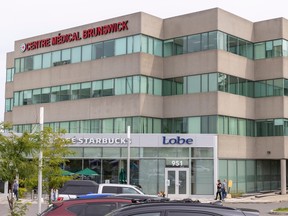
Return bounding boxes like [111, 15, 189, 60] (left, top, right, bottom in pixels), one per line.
[162, 136, 193, 145]
[20, 20, 129, 52]
[71, 137, 130, 145]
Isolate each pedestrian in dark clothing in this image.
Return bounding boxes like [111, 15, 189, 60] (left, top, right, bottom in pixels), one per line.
[221, 179, 227, 200]
[13, 180, 19, 201]
[215, 179, 222, 200]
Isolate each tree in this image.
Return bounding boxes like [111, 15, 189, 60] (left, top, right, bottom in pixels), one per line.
[28, 127, 75, 203]
[0, 123, 38, 215]
[0, 122, 75, 215]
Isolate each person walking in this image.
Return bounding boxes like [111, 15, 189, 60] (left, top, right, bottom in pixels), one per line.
[12, 180, 19, 201]
[215, 179, 222, 200]
[221, 179, 227, 200]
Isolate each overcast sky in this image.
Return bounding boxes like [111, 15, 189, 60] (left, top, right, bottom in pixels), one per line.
[1, 0, 287, 122]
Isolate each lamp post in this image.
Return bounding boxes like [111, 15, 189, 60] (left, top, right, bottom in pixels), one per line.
[127, 126, 130, 185]
[38, 107, 44, 214]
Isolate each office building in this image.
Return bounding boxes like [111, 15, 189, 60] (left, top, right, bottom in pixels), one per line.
[4, 8, 288, 198]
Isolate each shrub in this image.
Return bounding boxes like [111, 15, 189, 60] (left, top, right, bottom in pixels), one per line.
[18, 188, 27, 198]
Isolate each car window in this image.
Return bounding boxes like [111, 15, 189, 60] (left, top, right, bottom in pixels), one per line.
[61, 185, 98, 194]
[102, 186, 118, 193]
[69, 202, 116, 216]
[122, 187, 139, 194]
[67, 204, 86, 215]
[84, 203, 117, 216]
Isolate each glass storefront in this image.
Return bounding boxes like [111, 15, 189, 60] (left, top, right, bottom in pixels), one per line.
[62, 133, 216, 197]
[60, 133, 283, 195]
[219, 159, 281, 194]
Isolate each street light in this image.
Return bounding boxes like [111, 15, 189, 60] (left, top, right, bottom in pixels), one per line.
[38, 107, 44, 214]
[127, 126, 130, 185]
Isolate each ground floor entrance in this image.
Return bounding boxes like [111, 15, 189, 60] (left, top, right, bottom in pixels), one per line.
[165, 168, 189, 199]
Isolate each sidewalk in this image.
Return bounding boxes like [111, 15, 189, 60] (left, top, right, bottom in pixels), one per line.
[0, 193, 48, 205]
[198, 192, 288, 204]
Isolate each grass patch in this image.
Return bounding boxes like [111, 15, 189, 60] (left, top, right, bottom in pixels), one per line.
[274, 207, 288, 212]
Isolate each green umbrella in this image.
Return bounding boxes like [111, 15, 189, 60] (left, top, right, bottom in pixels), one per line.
[61, 169, 74, 176]
[119, 168, 126, 184]
[76, 168, 99, 176]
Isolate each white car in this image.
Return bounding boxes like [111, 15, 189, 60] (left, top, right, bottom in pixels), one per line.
[57, 180, 144, 201]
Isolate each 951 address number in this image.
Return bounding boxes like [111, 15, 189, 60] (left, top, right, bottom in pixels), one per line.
[171, 161, 183, 166]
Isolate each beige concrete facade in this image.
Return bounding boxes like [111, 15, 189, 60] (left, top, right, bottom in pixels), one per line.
[4, 8, 288, 171]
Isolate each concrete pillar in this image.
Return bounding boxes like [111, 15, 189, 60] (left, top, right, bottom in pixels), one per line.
[4, 181, 9, 194]
[281, 159, 286, 195]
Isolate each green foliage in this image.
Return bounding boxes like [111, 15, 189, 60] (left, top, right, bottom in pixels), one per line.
[0, 121, 13, 131]
[18, 188, 27, 199]
[0, 131, 38, 183]
[0, 122, 75, 212]
[8, 200, 31, 216]
[274, 207, 288, 212]
[28, 127, 75, 194]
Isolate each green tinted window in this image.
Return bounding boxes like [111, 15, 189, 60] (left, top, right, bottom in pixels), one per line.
[33, 54, 42, 70]
[82, 45, 92, 61]
[102, 119, 113, 133]
[115, 77, 126, 95]
[254, 42, 265, 59]
[62, 49, 71, 62]
[43, 53, 52, 68]
[80, 82, 91, 99]
[115, 38, 126, 55]
[71, 47, 81, 63]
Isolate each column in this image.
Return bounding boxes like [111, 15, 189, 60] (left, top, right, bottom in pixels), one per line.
[4, 181, 9, 194]
[281, 159, 286, 195]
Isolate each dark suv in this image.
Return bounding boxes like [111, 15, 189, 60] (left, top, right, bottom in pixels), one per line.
[106, 200, 260, 216]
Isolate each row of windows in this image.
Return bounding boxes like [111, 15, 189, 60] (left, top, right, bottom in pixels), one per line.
[164, 31, 254, 59]
[14, 34, 162, 74]
[12, 75, 162, 107]
[12, 115, 288, 137]
[9, 30, 288, 80]
[9, 73, 288, 110]
[219, 159, 280, 194]
[254, 40, 288, 59]
[164, 74, 288, 98]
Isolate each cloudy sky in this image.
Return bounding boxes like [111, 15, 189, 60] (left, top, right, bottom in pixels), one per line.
[1, 0, 287, 122]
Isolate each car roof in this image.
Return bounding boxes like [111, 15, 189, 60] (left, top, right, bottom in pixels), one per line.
[77, 193, 114, 199]
[113, 194, 157, 197]
[53, 197, 134, 207]
[108, 201, 259, 216]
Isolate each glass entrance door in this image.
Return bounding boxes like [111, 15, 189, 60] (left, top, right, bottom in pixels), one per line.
[165, 168, 189, 199]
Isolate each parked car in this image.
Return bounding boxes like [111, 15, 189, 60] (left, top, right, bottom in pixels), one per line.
[57, 180, 144, 201]
[106, 200, 260, 216]
[38, 197, 135, 216]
